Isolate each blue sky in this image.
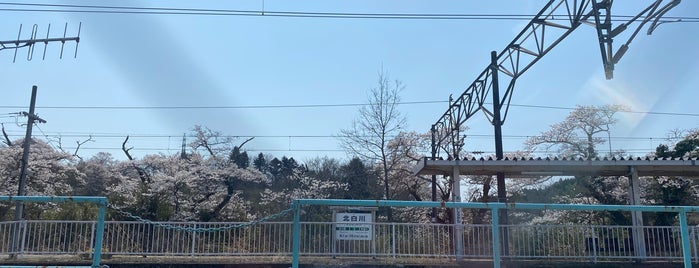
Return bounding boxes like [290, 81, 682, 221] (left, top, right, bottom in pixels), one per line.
[1, 0, 698, 162]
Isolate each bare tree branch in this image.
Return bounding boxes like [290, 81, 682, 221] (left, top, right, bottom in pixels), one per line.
[122, 135, 135, 161]
[122, 135, 151, 184]
[73, 135, 94, 160]
[238, 137, 254, 150]
[1, 123, 11, 146]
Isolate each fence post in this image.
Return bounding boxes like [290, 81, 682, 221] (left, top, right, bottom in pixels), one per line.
[191, 223, 197, 257]
[678, 210, 691, 268]
[17, 220, 27, 256]
[391, 222, 396, 258]
[491, 207, 501, 268]
[371, 222, 376, 259]
[89, 221, 96, 259]
[591, 225, 598, 263]
[92, 200, 107, 268]
[692, 226, 698, 263]
[332, 211, 336, 258]
[292, 202, 301, 268]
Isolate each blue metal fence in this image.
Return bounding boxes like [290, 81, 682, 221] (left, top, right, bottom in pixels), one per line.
[291, 199, 699, 268]
[1, 220, 695, 260]
[2, 197, 699, 268]
[0, 196, 107, 268]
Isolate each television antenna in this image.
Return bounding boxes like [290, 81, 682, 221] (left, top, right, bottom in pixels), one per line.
[1, 22, 81, 62]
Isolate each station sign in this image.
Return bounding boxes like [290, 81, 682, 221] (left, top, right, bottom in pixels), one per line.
[335, 212, 372, 240]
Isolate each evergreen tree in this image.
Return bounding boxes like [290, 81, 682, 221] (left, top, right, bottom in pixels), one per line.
[339, 157, 381, 200]
[268, 157, 282, 178]
[253, 153, 267, 172]
[229, 146, 249, 168]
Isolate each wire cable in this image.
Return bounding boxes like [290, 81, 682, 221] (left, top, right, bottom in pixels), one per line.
[0, 2, 697, 21]
[0, 101, 696, 117]
[0, 131, 674, 144]
[33, 123, 61, 152]
[0, 100, 446, 110]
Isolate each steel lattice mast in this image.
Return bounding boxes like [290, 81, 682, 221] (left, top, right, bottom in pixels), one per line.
[428, 0, 681, 257]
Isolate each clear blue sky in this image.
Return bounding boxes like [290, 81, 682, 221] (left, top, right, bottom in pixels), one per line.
[1, 0, 698, 162]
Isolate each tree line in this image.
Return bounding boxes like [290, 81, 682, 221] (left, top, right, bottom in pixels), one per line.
[1, 71, 697, 226]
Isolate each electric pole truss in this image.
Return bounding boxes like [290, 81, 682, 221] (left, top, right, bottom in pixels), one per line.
[0, 23, 81, 62]
[430, 0, 681, 160]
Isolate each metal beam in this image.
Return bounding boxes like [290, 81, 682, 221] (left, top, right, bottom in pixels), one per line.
[414, 157, 699, 177]
[432, 0, 596, 159]
[430, 0, 681, 160]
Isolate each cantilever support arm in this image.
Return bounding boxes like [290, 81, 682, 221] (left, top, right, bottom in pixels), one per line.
[431, 0, 681, 159]
[591, 0, 681, 79]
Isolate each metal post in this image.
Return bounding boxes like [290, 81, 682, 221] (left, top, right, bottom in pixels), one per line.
[430, 125, 438, 222]
[679, 210, 691, 268]
[89, 221, 95, 259]
[19, 220, 27, 256]
[491, 207, 501, 268]
[292, 201, 301, 268]
[591, 225, 598, 262]
[371, 210, 376, 259]
[92, 201, 107, 268]
[332, 210, 336, 258]
[453, 165, 464, 260]
[490, 50, 509, 257]
[391, 223, 396, 258]
[692, 226, 698, 262]
[628, 166, 646, 259]
[191, 223, 197, 257]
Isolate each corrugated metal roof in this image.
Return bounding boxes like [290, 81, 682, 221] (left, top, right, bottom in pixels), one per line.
[413, 157, 699, 177]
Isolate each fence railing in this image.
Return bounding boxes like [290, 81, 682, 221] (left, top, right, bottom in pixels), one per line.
[1, 220, 697, 262]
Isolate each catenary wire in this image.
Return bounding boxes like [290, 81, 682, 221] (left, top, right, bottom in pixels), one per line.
[0, 100, 446, 110]
[0, 2, 697, 22]
[0, 4, 691, 156]
[0, 101, 696, 117]
[0, 132, 676, 141]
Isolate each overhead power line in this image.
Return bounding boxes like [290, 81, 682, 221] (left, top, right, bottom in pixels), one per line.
[0, 131, 674, 144]
[0, 100, 445, 110]
[0, 101, 696, 117]
[0, 2, 698, 21]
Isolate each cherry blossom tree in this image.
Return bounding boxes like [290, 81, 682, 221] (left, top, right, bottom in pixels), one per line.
[526, 104, 627, 158]
[0, 139, 84, 220]
[523, 105, 631, 225]
[646, 128, 699, 225]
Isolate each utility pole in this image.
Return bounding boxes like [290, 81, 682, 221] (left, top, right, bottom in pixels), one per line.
[11, 85, 46, 255]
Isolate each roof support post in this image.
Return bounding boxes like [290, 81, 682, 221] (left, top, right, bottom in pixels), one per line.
[490, 50, 510, 257]
[628, 166, 646, 260]
[452, 165, 464, 260]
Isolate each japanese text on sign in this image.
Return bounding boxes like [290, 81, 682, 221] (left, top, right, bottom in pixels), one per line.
[335, 213, 372, 240]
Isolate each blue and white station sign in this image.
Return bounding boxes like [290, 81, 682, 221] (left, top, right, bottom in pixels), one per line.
[335, 212, 373, 240]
